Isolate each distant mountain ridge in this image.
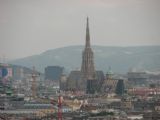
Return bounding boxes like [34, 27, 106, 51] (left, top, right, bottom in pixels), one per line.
[9, 45, 160, 73]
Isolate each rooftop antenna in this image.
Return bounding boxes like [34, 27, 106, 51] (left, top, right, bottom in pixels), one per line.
[0, 55, 2, 63]
[3, 54, 5, 63]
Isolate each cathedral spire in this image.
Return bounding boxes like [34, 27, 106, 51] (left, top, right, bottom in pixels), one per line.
[86, 17, 90, 48]
[81, 17, 95, 81]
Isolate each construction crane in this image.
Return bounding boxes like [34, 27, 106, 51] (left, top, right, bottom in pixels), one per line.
[58, 95, 62, 120]
[50, 95, 63, 120]
[31, 66, 39, 99]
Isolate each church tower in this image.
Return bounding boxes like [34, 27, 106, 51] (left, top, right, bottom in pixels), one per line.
[81, 17, 96, 80]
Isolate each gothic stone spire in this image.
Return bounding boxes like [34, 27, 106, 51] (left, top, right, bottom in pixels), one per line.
[86, 17, 90, 48]
[81, 17, 95, 80]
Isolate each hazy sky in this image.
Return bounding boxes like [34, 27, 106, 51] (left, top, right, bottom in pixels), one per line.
[0, 0, 160, 60]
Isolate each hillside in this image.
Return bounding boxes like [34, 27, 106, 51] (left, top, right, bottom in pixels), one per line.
[9, 46, 160, 73]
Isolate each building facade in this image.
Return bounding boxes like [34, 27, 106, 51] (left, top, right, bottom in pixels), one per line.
[45, 66, 63, 81]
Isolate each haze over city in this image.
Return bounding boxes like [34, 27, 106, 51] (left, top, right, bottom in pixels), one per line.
[0, 0, 160, 60]
[1, 1, 160, 120]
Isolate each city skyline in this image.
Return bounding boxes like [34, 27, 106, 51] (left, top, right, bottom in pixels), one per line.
[0, 0, 160, 60]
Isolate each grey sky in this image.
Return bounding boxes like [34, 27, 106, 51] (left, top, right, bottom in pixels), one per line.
[0, 0, 160, 60]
